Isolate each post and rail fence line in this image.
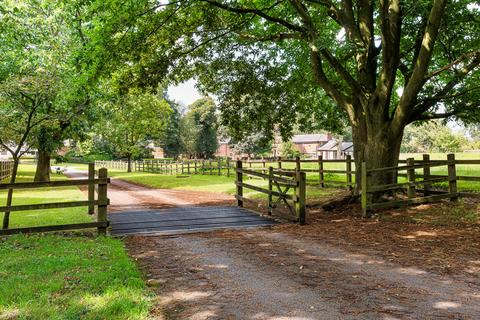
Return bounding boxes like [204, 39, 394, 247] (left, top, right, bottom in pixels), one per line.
[0, 164, 110, 236]
[235, 160, 306, 225]
[96, 156, 353, 189]
[0, 160, 14, 182]
[360, 153, 480, 216]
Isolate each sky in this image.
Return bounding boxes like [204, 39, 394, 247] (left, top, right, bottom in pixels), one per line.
[167, 79, 202, 106]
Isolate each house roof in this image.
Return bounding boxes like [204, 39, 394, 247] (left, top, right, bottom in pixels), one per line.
[292, 134, 330, 144]
[317, 140, 338, 151]
[318, 140, 354, 151]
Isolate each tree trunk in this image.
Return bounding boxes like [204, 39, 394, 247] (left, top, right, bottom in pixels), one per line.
[3, 158, 19, 229]
[352, 117, 404, 195]
[127, 154, 132, 172]
[34, 149, 51, 182]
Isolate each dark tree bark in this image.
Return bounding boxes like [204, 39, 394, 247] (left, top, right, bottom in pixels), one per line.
[127, 154, 132, 172]
[34, 149, 51, 182]
[2, 157, 19, 229]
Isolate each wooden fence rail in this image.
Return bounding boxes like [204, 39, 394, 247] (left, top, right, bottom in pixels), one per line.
[235, 160, 306, 224]
[0, 165, 110, 236]
[95, 160, 129, 171]
[243, 156, 354, 189]
[360, 153, 480, 216]
[0, 160, 14, 182]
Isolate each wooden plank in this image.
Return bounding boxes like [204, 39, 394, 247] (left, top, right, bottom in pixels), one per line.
[238, 168, 269, 179]
[295, 171, 306, 225]
[235, 182, 295, 200]
[111, 220, 276, 235]
[367, 193, 456, 209]
[319, 169, 355, 174]
[88, 163, 95, 215]
[367, 162, 447, 173]
[459, 192, 480, 198]
[447, 154, 458, 202]
[407, 158, 415, 198]
[0, 199, 109, 212]
[455, 159, 480, 164]
[0, 178, 109, 190]
[111, 216, 272, 230]
[0, 221, 109, 236]
[236, 160, 243, 207]
[367, 176, 449, 192]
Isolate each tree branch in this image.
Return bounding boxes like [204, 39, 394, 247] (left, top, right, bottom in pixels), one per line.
[426, 50, 480, 80]
[393, 0, 448, 128]
[201, 0, 306, 33]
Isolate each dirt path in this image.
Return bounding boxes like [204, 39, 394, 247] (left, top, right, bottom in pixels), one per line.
[65, 169, 234, 211]
[67, 169, 480, 319]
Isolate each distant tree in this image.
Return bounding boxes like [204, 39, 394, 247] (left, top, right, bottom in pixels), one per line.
[401, 121, 468, 153]
[280, 141, 301, 158]
[161, 100, 183, 159]
[181, 97, 218, 158]
[231, 133, 271, 158]
[99, 89, 171, 172]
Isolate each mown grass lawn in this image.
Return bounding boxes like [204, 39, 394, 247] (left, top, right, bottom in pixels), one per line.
[0, 165, 153, 320]
[0, 234, 152, 320]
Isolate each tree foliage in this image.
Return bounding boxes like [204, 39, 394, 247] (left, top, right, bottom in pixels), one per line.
[98, 88, 171, 171]
[88, 0, 480, 189]
[401, 121, 468, 153]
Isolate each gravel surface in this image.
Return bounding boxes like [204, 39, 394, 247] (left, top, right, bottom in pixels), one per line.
[66, 169, 480, 319]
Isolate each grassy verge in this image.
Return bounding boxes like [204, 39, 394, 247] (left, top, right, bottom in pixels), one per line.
[0, 234, 152, 319]
[0, 165, 154, 319]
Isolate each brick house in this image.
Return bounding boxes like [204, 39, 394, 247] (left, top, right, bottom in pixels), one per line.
[292, 133, 332, 158]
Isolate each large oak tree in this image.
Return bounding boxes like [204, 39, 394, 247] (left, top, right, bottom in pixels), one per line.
[91, 0, 480, 188]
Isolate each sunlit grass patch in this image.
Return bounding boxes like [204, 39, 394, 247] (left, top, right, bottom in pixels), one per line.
[0, 234, 152, 320]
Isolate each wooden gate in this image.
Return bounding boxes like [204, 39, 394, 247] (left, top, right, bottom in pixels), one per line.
[235, 160, 306, 224]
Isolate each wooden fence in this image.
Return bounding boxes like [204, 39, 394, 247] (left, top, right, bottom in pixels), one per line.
[95, 160, 129, 171]
[244, 156, 354, 189]
[0, 166, 110, 235]
[134, 158, 233, 176]
[0, 160, 14, 182]
[361, 154, 480, 216]
[235, 160, 306, 224]
[95, 157, 355, 188]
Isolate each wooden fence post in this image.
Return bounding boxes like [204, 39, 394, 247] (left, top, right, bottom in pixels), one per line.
[295, 156, 301, 173]
[195, 159, 198, 174]
[318, 155, 324, 187]
[268, 166, 273, 215]
[97, 168, 108, 235]
[236, 160, 243, 207]
[278, 156, 282, 169]
[346, 155, 352, 191]
[88, 163, 95, 215]
[423, 154, 431, 196]
[447, 153, 458, 201]
[295, 171, 306, 225]
[406, 158, 415, 198]
[218, 159, 221, 175]
[361, 161, 368, 217]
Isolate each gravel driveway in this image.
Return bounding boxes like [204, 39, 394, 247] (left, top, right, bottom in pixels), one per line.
[66, 168, 480, 319]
